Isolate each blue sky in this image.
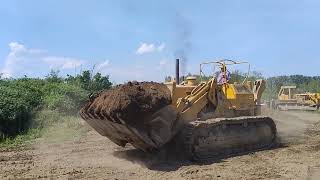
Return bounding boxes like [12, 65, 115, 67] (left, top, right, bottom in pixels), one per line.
[1, 0, 320, 82]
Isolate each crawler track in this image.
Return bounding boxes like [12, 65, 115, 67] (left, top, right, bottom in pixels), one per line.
[181, 116, 277, 161]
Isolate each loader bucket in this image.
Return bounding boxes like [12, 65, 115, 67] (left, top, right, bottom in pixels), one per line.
[80, 104, 178, 152]
[79, 82, 179, 152]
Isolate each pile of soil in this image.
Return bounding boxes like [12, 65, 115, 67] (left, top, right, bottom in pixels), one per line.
[82, 81, 172, 127]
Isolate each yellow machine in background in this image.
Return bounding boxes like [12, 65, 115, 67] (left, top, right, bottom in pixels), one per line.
[309, 93, 320, 109]
[274, 86, 320, 110]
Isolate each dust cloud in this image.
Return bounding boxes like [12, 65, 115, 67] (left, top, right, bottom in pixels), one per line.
[112, 139, 191, 171]
[262, 109, 318, 145]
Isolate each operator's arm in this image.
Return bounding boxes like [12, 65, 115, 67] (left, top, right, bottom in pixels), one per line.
[226, 70, 231, 82]
[217, 72, 223, 84]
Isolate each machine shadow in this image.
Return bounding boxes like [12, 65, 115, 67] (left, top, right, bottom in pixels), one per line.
[112, 142, 285, 172]
[112, 148, 222, 171]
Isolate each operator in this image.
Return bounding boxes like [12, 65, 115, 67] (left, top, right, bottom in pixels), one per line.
[217, 66, 231, 85]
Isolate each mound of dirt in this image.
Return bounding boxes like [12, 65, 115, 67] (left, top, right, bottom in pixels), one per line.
[81, 81, 172, 127]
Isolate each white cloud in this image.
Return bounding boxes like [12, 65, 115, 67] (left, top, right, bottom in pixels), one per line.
[0, 42, 87, 78]
[8, 42, 26, 54]
[43, 56, 85, 70]
[136, 43, 155, 54]
[0, 42, 172, 82]
[135, 42, 165, 55]
[1, 42, 29, 78]
[1, 65, 13, 78]
[159, 59, 168, 66]
[96, 60, 110, 71]
[157, 43, 166, 51]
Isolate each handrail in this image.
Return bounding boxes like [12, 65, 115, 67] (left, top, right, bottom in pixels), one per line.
[199, 59, 250, 84]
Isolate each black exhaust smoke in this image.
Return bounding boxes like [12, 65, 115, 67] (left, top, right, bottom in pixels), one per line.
[176, 59, 180, 84]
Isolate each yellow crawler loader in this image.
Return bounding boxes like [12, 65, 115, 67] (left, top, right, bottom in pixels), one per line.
[80, 59, 277, 161]
[274, 86, 320, 110]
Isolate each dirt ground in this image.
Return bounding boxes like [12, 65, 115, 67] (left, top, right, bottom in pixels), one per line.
[1, 110, 320, 180]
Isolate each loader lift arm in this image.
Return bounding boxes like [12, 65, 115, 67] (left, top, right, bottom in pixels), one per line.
[176, 78, 218, 122]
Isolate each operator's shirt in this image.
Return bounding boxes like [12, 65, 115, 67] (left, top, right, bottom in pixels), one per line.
[217, 70, 231, 84]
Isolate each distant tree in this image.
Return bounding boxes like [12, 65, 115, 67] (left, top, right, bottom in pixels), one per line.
[165, 76, 172, 82]
[303, 79, 320, 92]
[45, 70, 62, 83]
[65, 74, 76, 84]
[230, 70, 244, 83]
[91, 72, 112, 91]
[65, 70, 112, 92]
[79, 70, 91, 90]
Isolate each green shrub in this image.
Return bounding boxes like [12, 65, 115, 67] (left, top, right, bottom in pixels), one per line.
[0, 78, 43, 138]
[0, 69, 111, 141]
[42, 83, 88, 114]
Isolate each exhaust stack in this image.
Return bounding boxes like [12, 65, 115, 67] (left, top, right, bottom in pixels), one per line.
[176, 59, 180, 84]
